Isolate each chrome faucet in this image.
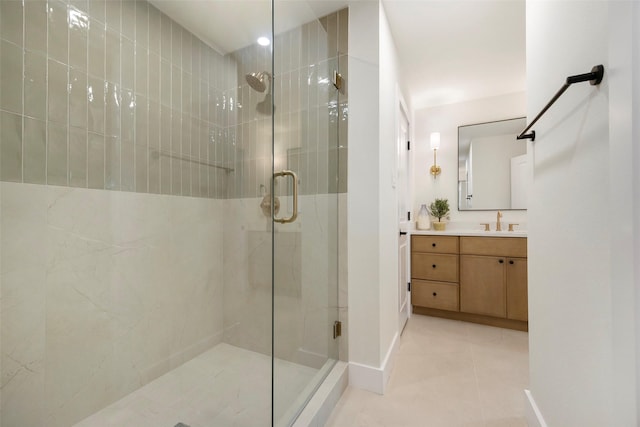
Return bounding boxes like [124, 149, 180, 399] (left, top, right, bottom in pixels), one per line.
[496, 211, 503, 231]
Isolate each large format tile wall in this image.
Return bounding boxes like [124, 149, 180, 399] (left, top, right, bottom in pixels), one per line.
[0, 182, 225, 427]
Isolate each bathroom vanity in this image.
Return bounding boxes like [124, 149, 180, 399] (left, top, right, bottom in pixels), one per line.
[410, 232, 528, 331]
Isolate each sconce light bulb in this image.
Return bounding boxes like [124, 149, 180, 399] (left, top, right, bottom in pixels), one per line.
[430, 132, 441, 150]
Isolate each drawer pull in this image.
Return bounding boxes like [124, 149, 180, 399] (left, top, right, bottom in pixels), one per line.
[499, 259, 504, 264]
[432, 292, 437, 297]
[509, 260, 514, 265]
[432, 264, 436, 269]
[432, 243, 436, 247]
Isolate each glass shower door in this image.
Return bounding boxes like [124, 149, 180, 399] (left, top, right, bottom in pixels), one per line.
[271, 3, 345, 425]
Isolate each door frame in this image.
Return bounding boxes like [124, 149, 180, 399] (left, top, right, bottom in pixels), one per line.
[396, 89, 412, 334]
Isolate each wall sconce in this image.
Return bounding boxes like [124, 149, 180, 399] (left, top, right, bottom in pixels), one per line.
[430, 132, 441, 177]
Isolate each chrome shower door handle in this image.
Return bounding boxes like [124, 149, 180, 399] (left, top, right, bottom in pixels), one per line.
[273, 170, 298, 224]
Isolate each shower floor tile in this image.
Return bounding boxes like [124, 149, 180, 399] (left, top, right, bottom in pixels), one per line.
[74, 343, 319, 427]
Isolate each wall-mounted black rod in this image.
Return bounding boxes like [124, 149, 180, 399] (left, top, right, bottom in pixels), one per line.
[517, 64, 604, 141]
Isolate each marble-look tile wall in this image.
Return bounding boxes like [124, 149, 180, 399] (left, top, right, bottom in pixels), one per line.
[0, 0, 235, 198]
[0, 183, 224, 427]
[223, 195, 342, 366]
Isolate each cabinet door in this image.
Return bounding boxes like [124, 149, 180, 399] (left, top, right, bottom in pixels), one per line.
[507, 257, 528, 321]
[460, 255, 506, 317]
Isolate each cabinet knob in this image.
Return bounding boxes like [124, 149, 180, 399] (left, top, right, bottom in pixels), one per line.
[432, 292, 437, 297]
[509, 260, 514, 265]
[432, 243, 436, 247]
[499, 259, 504, 264]
[432, 264, 436, 269]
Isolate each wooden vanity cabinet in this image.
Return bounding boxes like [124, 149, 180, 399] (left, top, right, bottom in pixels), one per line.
[410, 236, 459, 312]
[506, 257, 528, 321]
[460, 237, 528, 322]
[411, 234, 528, 331]
[460, 255, 528, 320]
[459, 255, 506, 318]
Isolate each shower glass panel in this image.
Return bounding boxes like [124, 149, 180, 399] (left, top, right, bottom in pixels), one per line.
[272, 2, 344, 425]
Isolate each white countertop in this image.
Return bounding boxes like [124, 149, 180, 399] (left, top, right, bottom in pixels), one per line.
[400, 221, 527, 237]
[409, 229, 527, 238]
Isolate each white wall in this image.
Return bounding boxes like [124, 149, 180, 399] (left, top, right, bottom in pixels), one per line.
[347, 0, 404, 394]
[526, 1, 638, 426]
[347, 0, 382, 374]
[608, 1, 639, 424]
[378, 0, 401, 385]
[413, 92, 528, 227]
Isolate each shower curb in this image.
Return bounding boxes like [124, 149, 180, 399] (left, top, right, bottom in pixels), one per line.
[291, 361, 348, 427]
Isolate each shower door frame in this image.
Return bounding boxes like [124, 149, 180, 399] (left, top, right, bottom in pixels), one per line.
[270, 2, 343, 425]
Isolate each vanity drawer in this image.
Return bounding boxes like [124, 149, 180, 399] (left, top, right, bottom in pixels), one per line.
[411, 253, 459, 282]
[411, 235, 459, 254]
[460, 237, 527, 257]
[412, 280, 459, 312]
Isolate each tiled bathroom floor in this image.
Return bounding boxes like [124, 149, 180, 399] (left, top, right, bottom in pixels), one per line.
[74, 343, 322, 427]
[326, 315, 529, 427]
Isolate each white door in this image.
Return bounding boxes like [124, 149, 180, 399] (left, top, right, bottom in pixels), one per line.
[397, 103, 411, 333]
[398, 232, 409, 332]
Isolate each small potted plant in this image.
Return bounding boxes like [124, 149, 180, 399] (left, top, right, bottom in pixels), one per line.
[428, 198, 450, 231]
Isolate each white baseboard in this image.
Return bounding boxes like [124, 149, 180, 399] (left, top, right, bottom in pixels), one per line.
[348, 332, 400, 395]
[525, 389, 548, 427]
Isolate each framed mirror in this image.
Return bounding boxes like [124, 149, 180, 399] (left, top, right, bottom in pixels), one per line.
[458, 117, 528, 211]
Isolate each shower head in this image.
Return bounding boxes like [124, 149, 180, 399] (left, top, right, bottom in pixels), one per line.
[246, 71, 274, 115]
[245, 71, 271, 93]
[256, 96, 274, 116]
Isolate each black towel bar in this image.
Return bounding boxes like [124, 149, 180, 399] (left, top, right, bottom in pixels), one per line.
[517, 64, 604, 142]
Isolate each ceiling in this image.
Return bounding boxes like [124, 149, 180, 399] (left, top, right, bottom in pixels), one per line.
[383, 0, 526, 109]
[149, 0, 525, 111]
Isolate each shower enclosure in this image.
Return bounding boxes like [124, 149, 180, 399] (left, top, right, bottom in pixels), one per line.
[0, 0, 348, 425]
